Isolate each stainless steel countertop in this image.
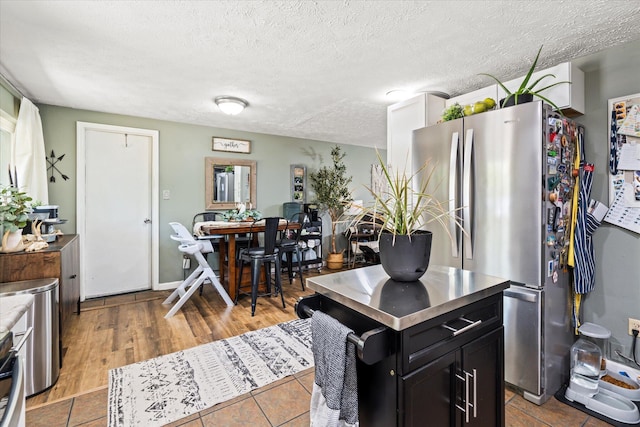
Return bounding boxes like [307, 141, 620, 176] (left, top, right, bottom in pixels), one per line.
[306, 264, 510, 331]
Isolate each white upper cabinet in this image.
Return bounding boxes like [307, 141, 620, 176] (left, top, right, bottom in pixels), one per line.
[387, 93, 445, 174]
[497, 62, 585, 116]
[446, 62, 585, 117]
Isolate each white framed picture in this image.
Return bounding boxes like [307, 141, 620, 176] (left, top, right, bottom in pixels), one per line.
[212, 137, 251, 154]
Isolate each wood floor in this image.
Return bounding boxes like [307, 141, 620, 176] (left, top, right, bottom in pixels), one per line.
[26, 268, 321, 408]
[25, 264, 614, 427]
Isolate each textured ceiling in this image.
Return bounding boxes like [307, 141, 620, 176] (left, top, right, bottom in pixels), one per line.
[1, 1, 639, 148]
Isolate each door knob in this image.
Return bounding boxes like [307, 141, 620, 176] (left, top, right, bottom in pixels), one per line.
[144, 218, 152, 224]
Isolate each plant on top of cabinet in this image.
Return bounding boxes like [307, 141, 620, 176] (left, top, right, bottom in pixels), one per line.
[309, 145, 353, 269]
[479, 45, 570, 110]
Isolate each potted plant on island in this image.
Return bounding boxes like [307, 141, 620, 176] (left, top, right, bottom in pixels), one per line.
[0, 185, 32, 252]
[309, 145, 353, 269]
[352, 151, 463, 281]
[479, 45, 570, 110]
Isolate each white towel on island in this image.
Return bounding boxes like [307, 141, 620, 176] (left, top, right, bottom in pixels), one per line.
[310, 311, 359, 427]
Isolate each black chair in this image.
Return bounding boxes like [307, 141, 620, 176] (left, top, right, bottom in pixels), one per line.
[276, 212, 306, 290]
[235, 217, 285, 316]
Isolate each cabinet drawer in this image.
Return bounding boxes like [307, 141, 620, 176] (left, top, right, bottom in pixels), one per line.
[400, 294, 503, 374]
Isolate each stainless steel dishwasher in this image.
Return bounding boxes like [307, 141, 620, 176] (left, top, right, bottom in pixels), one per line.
[0, 278, 60, 396]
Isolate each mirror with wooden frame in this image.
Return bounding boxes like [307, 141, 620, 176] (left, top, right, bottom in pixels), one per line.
[205, 157, 257, 210]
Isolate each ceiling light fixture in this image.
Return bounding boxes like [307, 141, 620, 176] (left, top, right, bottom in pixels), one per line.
[214, 96, 248, 115]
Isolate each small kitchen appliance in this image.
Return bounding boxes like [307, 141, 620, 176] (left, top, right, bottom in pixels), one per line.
[564, 323, 640, 424]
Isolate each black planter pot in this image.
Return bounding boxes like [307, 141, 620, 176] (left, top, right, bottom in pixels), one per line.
[500, 92, 534, 108]
[378, 231, 432, 282]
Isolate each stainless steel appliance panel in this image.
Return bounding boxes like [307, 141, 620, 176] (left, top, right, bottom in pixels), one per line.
[503, 286, 542, 395]
[462, 102, 544, 286]
[0, 279, 60, 397]
[532, 275, 573, 404]
[412, 118, 463, 270]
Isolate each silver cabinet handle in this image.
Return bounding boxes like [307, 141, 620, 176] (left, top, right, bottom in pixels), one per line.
[442, 316, 482, 336]
[455, 372, 468, 422]
[455, 368, 477, 424]
[472, 368, 477, 419]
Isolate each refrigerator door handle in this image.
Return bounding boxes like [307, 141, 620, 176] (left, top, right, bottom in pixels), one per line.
[449, 131, 460, 258]
[463, 128, 473, 259]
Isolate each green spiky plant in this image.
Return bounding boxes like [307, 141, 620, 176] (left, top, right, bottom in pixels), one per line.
[309, 145, 353, 254]
[352, 151, 463, 243]
[479, 45, 571, 110]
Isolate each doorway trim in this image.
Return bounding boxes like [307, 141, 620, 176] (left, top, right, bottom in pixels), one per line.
[76, 121, 159, 300]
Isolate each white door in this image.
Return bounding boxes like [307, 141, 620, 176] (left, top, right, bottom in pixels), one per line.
[77, 122, 159, 299]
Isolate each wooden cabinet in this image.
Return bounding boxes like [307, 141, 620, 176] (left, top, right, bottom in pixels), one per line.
[0, 235, 80, 337]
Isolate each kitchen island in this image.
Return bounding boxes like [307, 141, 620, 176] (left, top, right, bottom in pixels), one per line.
[298, 264, 510, 427]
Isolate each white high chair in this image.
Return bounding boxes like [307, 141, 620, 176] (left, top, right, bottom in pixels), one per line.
[163, 222, 234, 318]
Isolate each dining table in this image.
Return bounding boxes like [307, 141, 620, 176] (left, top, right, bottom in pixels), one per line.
[196, 219, 300, 300]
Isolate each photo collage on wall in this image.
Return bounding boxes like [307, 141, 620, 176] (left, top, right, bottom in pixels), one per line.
[604, 93, 640, 234]
[291, 165, 306, 203]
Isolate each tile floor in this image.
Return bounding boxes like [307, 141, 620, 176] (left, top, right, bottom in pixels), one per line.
[26, 367, 614, 427]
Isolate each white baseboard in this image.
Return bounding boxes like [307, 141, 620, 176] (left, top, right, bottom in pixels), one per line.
[155, 281, 181, 291]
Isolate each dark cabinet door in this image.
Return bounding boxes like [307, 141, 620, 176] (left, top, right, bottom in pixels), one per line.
[400, 349, 458, 427]
[461, 327, 505, 427]
[400, 327, 504, 427]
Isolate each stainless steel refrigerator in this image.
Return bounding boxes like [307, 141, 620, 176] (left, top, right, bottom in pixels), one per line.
[215, 171, 235, 202]
[412, 101, 582, 404]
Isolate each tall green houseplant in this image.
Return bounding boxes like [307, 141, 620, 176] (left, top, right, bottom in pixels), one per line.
[309, 145, 353, 257]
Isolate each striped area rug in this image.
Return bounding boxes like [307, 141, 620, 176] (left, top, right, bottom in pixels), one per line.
[108, 318, 313, 427]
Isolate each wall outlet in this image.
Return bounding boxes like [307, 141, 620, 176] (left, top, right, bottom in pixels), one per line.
[182, 256, 190, 270]
[629, 317, 640, 336]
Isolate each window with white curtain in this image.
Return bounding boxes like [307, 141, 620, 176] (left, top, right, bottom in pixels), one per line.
[0, 109, 17, 187]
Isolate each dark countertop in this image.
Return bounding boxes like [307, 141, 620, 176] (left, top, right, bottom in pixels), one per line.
[306, 264, 510, 331]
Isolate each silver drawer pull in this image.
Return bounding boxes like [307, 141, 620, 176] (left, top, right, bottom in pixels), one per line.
[442, 316, 482, 336]
[455, 368, 476, 423]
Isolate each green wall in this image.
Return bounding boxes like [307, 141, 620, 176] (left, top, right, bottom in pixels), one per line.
[577, 39, 640, 358]
[35, 104, 380, 284]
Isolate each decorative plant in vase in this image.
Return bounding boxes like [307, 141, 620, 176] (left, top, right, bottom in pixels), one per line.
[352, 151, 463, 281]
[309, 145, 353, 269]
[220, 203, 262, 222]
[479, 45, 570, 110]
[0, 185, 32, 252]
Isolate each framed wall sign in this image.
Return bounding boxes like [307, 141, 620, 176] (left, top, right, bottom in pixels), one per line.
[212, 137, 251, 154]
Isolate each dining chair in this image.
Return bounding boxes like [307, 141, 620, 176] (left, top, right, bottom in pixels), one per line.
[276, 212, 306, 290]
[163, 222, 234, 318]
[235, 217, 285, 316]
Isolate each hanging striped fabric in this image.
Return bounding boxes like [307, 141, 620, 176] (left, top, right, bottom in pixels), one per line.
[573, 155, 599, 294]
